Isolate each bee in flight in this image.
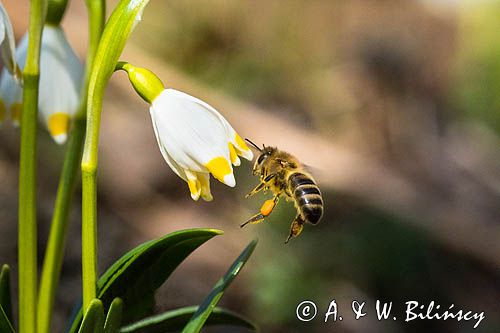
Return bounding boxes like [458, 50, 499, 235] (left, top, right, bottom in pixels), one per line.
[241, 139, 324, 243]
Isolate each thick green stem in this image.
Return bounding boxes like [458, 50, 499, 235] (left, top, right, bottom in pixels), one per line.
[19, 1, 46, 332]
[80, 0, 149, 313]
[37, 1, 105, 332]
[36, 118, 85, 333]
[81, 163, 98, 311]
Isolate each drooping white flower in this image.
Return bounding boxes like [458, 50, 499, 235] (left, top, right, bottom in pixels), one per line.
[38, 25, 83, 144]
[0, 25, 83, 142]
[119, 63, 253, 201]
[151, 89, 253, 201]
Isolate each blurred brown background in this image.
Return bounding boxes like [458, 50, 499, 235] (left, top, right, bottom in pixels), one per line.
[1, 0, 499, 332]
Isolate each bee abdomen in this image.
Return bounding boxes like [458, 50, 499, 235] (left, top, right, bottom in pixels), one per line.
[289, 173, 323, 225]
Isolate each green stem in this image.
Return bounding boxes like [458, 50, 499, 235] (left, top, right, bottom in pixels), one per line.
[36, 117, 85, 333]
[46, 0, 69, 25]
[80, 0, 149, 313]
[37, 1, 105, 331]
[19, 1, 46, 332]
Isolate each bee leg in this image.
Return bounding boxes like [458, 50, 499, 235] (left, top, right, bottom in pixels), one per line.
[240, 213, 266, 227]
[245, 174, 276, 198]
[245, 182, 266, 198]
[285, 215, 304, 244]
[241, 195, 279, 228]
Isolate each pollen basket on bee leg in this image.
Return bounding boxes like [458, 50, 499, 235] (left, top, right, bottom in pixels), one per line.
[260, 199, 276, 216]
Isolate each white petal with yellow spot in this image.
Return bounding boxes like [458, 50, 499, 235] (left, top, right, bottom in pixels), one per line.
[39, 25, 83, 144]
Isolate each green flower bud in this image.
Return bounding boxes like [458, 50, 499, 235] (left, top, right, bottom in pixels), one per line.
[117, 62, 164, 104]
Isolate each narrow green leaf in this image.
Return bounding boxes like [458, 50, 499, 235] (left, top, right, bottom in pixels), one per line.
[0, 265, 13, 324]
[79, 299, 104, 333]
[182, 240, 258, 333]
[120, 306, 256, 333]
[104, 298, 123, 333]
[68, 228, 222, 332]
[0, 304, 15, 333]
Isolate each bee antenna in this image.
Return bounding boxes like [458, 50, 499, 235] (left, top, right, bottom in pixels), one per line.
[245, 138, 262, 151]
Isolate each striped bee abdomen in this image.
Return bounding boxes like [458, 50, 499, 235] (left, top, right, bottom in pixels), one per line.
[289, 172, 323, 224]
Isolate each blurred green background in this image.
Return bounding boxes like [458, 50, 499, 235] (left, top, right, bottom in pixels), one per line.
[1, 0, 499, 332]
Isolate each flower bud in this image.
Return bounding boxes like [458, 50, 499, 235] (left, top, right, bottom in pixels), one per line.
[118, 62, 164, 104]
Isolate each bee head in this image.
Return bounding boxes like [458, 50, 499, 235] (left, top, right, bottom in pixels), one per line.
[245, 139, 276, 176]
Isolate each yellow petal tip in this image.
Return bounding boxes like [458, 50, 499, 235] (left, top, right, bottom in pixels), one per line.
[201, 193, 213, 201]
[235, 134, 253, 160]
[206, 157, 234, 186]
[228, 143, 241, 166]
[48, 113, 70, 144]
[187, 178, 201, 201]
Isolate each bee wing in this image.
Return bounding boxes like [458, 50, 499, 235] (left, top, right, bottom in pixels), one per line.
[302, 163, 321, 175]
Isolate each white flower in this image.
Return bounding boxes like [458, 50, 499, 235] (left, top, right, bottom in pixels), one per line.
[0, 25, 83, 143]
[0, 2, 18, 78]
[38, 25, 83, 144]
[150, 89, 253, 201]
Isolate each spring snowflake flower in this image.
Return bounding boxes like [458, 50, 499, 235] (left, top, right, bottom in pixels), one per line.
[119, 63, 253, 201]
[0, 25, 83, 143]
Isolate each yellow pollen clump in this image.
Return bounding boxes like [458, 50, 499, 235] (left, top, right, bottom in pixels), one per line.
[260, 199, 276, 216]
[48, 113, 70, 137]
[205, 157, 231, 182]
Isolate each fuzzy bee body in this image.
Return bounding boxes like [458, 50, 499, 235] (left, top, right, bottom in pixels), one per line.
[242, 141, 323, 243]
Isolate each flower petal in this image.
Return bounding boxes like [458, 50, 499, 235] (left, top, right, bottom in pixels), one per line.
[38, 26, 83, 143]
[228, 143, 241, 166]
[205, 156, 235, 187]
[198, 172, 213, 201]
[149, 108, 188, 181]
[185, 169, 201, 201]
[47, 112, 70, 144]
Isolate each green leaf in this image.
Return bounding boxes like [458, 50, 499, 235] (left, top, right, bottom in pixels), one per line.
[104, 298, 123, 333]
[68, 228, 222, 332]
[0, 265, 13, 325]
[120, 306, 257, 333]
[0, 304, 15, 333]
[182, 240, 258, 333]
[79, 299, 104, 333]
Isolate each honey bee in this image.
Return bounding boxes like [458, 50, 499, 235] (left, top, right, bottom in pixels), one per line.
[241, 139, 323, 243]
